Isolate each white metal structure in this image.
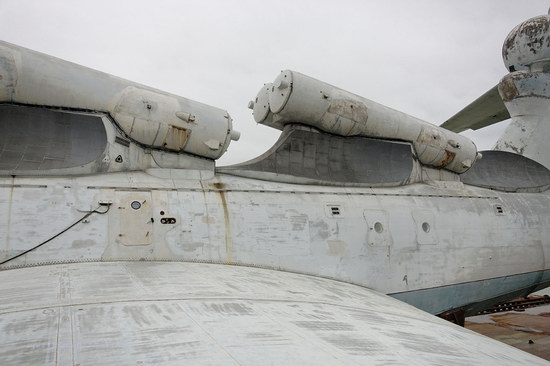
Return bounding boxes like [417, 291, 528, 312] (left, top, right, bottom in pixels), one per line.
[1, 11, 550, 366]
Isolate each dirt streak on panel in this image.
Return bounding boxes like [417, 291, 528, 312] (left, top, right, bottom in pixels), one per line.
[213, 182, 233, 263]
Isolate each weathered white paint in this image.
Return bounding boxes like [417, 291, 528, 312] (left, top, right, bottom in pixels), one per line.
[251, 70, 479, 173]
[0, 170, 548, 316]
[0, 261, 546, 366]
[1, 11, 550, 364]
[495, 72, 550, 169]
[0, 41, 239, 160]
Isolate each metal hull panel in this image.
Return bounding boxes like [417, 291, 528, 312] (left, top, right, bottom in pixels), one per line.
[0, 261, 546, 365]
[391, 269, 550, 315]
[0, 172, 549, 315]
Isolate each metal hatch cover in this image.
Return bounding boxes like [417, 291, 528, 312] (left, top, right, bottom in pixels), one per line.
[268, 70, 293, 113]
[252, 83, 272, 123]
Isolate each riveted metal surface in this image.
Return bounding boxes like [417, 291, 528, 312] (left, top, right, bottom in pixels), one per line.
[0, 41, 238, 160]
[1, 13, 550, 363]
[461, 150, 550, 192]
[115, 191, 153, 246]
[254, 70, 478, 174]
[219, 125, 414, 186]
[0, 105, 107, 172]
[0, 262, 547, 365]
[1, 169, 547, 319]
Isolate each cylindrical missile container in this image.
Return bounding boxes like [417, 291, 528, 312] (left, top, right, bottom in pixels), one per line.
[250, 70, 478, 174]
[0, 41, 239, 160]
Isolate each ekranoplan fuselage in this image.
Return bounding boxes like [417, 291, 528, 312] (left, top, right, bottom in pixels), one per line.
[4, 162, 547, 317]
[1, 13, 550, 319]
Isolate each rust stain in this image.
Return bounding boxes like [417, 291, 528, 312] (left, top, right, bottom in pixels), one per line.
[163, 125, 190, 151]
[437, 150, 456, 168]
[499, 76, 519, 102]
[212, 182, 226, 190]
[214, 182, 233, 263]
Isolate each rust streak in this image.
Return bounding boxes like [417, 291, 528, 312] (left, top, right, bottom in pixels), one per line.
[437, 150, 456, 168]
[499, 76, 520, 102]
[213, 182, 233, 263]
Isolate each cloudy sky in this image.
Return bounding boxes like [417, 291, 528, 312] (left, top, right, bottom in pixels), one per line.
[0, 0, 547, 165]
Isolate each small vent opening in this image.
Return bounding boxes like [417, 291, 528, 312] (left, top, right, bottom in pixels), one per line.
[494, 204, 505, 216]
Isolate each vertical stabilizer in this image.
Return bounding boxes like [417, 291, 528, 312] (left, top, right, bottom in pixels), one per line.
[494, 14, 550, 169]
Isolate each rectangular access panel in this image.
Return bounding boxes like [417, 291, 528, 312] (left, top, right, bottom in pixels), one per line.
[115, 191, 153, 246]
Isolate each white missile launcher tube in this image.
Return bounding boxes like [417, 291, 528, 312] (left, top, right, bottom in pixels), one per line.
[251, 70, 478, 173]
[0, 41, 239, 160]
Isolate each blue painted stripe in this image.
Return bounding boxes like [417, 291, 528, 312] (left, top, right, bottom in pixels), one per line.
[389, 269, 550, 315]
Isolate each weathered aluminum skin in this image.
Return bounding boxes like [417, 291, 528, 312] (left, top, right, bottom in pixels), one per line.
[495, 71, 550, 169]
[218, 125, 416, 187]
[447, 14, 550, 171]
[0, 41, 239, 160]
[0, 261, 547, 365]
[0, 105, 107, 172]
[2, 10, 550, 363]
[460, 150, 550, 192]
[0, 105, 216, 176]
[251, 70, 479, 174]
[1, 168, 548, 316]
[502, 14, 550, 72]
[440, 14, 550, 155]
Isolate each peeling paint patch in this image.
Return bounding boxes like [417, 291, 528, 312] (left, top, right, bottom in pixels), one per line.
[183, 242, 204, 252]
[328, 98, 369, 127]
[326, 240, 347, 256]
[436, 150, 456, 169]
[310, 220, 330, 240]
[71, 239, 96, 249]
[499, 76, 520, 102]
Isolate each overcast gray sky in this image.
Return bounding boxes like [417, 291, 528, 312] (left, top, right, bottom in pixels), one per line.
[0, 0, 547, 165]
